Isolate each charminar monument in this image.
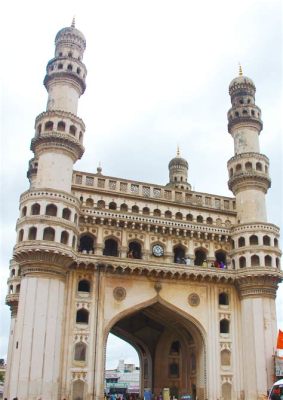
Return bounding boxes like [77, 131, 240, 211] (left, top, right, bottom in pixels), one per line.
[4, 21, 282, 400]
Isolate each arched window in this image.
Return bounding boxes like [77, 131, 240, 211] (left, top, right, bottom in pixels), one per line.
[11, 269, 15, 277]
[57, 121, 66, 131]
[79, 132, 83, 142]
[274, 238, 279, 247]
[235, 164, 242, 172]
[263, 235, 270, 246]
[58, 63, 63, 70]
[103, 238, 118, 257]
[249, 235, 258, 245]
[69, 125, 77, 135]
[215, 251, 227, 268]
[170, 341, 180, 355]
[196, 215, 203, 223]
[28, 227, 37, 240]
[72, 380, 85, 400]
[45, 204, 57, 216]
[79, 234, 95, 253]
[128, 241, 142, 259]
[220, 319, 230, 334]
[72, 235, 76, 249]
[67, 64, 73, 71]
[132, 205, 139, 214]
[174, 246, 185, 263]
[45, 121, 53, 131]
[194, 249, 207, 266]
[165, 210, 172, 219]
[239, 256, 246, 268]
[245, 162, 252, 171]
[21, 206, 27, 217]
[153, 209, 161, 217]
[219, 292, 229, 306]
[76, 309, 89, 324]
[169, 362, 179, 378]
[31, 203, 40, 215]
[256, 162, 262, 171]
[86, 198, 94, 207]
[265, 255, 272, 267]
[206, 217, 213, 225]
[62, 208, 71, 220]
[43, 227, 55, 241]
[60, 231, 69, 245]
[16, 284, 21, 293]
[238, 237, 245, 247]
[109, 202, 117, 210]
[221, 349, 231, 366]
[142, 207, 150, 215]
[18, 229, 24, 242]
[78, 280, 90, 293]
[276, 258, 280, 269]
[175, 212, 183, 220]
[37, 124, 42, 134]
[74, 342, 87, 361]
[232, 260, 235, 269]
[251, 255, 260, 267]
[186, 214, 193, 221]
[97, 200, 105, 209]
[120, 203, 128, 212]
[77, 67, 81, 75]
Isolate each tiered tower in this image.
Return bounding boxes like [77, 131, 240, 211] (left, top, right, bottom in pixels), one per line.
[227, 67, 281, 397]
[5, 21, 87, 399]
[167, 148, 191, 190]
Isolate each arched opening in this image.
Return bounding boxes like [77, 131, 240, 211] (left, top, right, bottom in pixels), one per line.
[173, 245, 186, 264]
[249, 235, 258, 245]
[219, 292, 229, 306]
[263, 235, 271, 246]
[196, 215, 203, 223]
[28, 227, 37, 240]
[215, 251, 227, 268]
[120, 203, 128, 212]
[21, 206, 27, 217]
[86, 198, 94, 207]
[186, 214, 193, 221]
[175, 212, 183, 220]
[222, 382, 232, 400]
[132, 205, 139, 214]
[43, 227, 55, 241]
[31, 203, 40, 215]
[194, 248, 207, 266]
[165, 210, 172, 219]
[45, 204, 57, 216]
[57, 121, 66, 131]
[78, 280, 90, 293]
[79, 234, 95, 253]
[142, 207, 150, 215]
[74, 342, 87, 362]
[256, 162, 262, 171]
[109, 202, 117, 210]
[45, 121, 53, 131]
[69, 125, 77, 135]
[60, 231, 69, 245]
[153, 209, 161, 217]
[18, 229, 24, 242]
[239, 256, 246, 268]
[97, 200, 105, 209]
[238, 237, 245, 247]
[265, 255, 272, 267]
[220, 319, 230, 334]
[251, 255, 260, 267]
[206, 217, 213, 225]
[128, 241, 142, 259]
[221, 349, 231, 366]
[245, 162, 252, 171]
[76, 308, 89, 324]
[103, 238, 118, 257]
[62, 208, 71, 220]
[72, 379, 85, 400]
[274, 238, 279, 247]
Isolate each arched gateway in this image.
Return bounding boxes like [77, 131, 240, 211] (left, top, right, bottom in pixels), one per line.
[105, 300, 206, 399]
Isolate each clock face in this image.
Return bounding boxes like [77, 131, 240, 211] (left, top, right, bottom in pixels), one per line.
[152, 244, 164, 257]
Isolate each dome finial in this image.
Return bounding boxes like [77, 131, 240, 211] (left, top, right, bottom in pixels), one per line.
[71, 16, 76, 28]
[239, 63, 243, 76]
[177, 145, 180, 157]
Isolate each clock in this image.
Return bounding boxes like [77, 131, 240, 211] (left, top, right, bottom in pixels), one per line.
[152, 244, 164, 257]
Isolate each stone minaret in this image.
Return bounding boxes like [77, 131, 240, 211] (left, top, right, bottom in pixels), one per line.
[4, 21, 87, 400]
[227, 67, 281, 398]
[167, 147, 191, 190]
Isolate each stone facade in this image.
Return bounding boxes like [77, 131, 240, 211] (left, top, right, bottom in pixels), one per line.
[4, 22, 282, 400]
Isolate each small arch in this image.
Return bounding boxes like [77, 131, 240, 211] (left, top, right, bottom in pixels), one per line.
[274, 238, 279, 247]
[245, 162, 252, 171]
[206, 217, 213, 225]
[67, 64, 73, 71]
[57, 121, 66, 131]
[120, 203, 128, 212]
[45, 121, 53, 131]
[128, 241, 142, 259]
[68, 51, 73, 57]
[186, 213, 193, 221]
[256, 162, 262, 171]
[251, 255, 260, 267]
[79, 234, 95, 253]
[97, 200, 105, 209]
[153, 209, 161, 217]
[215, 251, 227, 268]
[249, 235, 258, 245]
[86, 198, 94, 207]
[196, 215, 203, 223]
[242, 109, 248, 115]
[74, 342, 87, 362]
[276, 258, 280, 269]
[78, 280, 90, 293]
[31, 203, 40, 215]
[222, 382, 232, 400]
[219, 292, 229, 306]
[62, 208, 71, 220]
[43, 227, 55, 241]
[165, 210, 172, 219]
[239, 256, 246, 268]
[170, 340, 180, 355]
[103, 238, 118, 257]
[18, 229, 24, 242]
[77, 67, 81, 75]
[221, 349, 231, 366]
[28, 227, 37, 240]
[263, 235, 271, 246]
[79, 132, 83, 143]
[169, 362, 179, 378]
[37, 124, 42, 134]
[72, 235, 76, 249]
[220, 319, 230, 334]
[60, 231, 69, 245]
[251, 110, 255, 116]
[69, 125, 77, 135]
[45, 204, 57, 216]
[109, 202, 117, 210]
[232, 259, 236, 269]
[174, 245, 186, 263]
[265, 255, 272, 267]
[76, 308, 89, 324]
[175, 212, 183, 220]
[58, 63, 63, 70]
[238, 237, 245, 247]
[9, 285, 13, 294]
[235, 111, 239, 117]
[194, 248, 207, 266]
[235, 163, 242, 172]
[142, 207, 150, 215]
[21, 206, 27, 217]
[72, 379, 85, 400]
[16, 284, 21, 294]
[11, 269, 16, 277]
[132, 205, 139, 214]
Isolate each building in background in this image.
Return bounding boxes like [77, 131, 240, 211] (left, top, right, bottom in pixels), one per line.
[4, 22, 282, 400]
[105, 360, 140, 396]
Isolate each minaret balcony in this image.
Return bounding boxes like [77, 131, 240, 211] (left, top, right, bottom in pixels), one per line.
[227, 153, 270, 178]
[227, 105, 262, 132]
[44, 69, 86, 95]
[228, 170, 271, 193]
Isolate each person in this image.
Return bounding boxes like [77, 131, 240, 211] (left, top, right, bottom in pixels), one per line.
[127, 250, 134, 258]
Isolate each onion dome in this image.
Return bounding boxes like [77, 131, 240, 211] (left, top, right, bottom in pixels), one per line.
[168, 147, 189, 169]
[167, 147, 191, 190]
[55, 18, 86, 51]
[229, 65, 256, 96]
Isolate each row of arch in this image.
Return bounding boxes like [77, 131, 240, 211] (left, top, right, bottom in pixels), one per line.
[228, 107, 260, 120]
[21, 203, 77, 223]
[48, 60, 86, 78]
[233, 235, 278, 248]
[37, 120, 83, 142]
[229, 161, 267, 177]
[232, 254, 280, 269]
[18, 226, 75, 247]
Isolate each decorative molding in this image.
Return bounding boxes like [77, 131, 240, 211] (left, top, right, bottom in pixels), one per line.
[113, 286, 126, 301]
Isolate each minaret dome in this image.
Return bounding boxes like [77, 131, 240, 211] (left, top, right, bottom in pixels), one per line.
[167, 148, 191, 190]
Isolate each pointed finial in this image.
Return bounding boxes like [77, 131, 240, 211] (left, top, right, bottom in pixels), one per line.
[239, 63, 243, 76]
[177, 146, 180, 157]
[71, 17, 75, 28]
[97, 161, 102, 174]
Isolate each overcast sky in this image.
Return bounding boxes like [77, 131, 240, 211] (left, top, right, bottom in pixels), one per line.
[0, 0, 282, 369]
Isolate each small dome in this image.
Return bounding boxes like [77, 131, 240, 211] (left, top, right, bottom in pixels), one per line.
[168, 155, 188, 169]
[55, 25, 86, 49]
[229, 75, 256, 95]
